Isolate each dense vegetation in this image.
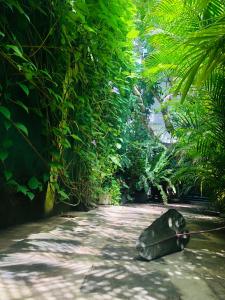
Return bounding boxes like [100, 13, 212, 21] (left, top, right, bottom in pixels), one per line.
[138, 0, 225, 210]
[0, 0, 225, 223]
[0, 0, 136, 214]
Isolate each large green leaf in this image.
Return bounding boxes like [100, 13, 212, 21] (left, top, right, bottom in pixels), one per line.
[0, 150, 8, 161]
[18, 83, 29, 96]
[0, 106, 11, 119]
[15, 101, 29, 113]
[28, 176, 42, 190]
[15, 123, 29, 136]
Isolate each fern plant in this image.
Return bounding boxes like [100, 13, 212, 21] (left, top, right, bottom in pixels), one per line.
[139, 0, 225, 210]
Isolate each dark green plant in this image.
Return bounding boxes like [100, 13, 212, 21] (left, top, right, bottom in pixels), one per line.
[119, 89, 174, 203]
[0, 0, 136, 208]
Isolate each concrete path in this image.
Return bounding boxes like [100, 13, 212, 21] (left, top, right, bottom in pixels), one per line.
[0, 204, 224, 300]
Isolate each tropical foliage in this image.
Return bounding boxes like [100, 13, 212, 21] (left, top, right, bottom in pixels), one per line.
[1, 0, 225, 216]
[141, 0, 225, 210]
[0, 0, 136, 209]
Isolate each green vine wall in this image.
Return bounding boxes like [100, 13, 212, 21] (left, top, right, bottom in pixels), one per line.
[0, 0, 136, 221]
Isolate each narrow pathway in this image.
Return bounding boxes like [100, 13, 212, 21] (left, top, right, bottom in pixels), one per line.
[0, 204, 224, 300]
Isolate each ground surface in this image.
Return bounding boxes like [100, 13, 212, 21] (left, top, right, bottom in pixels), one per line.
[0, 204, 224, 300]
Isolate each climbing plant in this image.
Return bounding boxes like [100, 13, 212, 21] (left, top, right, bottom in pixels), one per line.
[0, 0, 136, 211]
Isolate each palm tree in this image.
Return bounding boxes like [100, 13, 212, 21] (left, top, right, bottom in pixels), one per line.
[140, 0, 225, 210]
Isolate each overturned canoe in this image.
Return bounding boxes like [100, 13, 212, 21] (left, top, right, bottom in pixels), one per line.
[136, 209, 190, 261]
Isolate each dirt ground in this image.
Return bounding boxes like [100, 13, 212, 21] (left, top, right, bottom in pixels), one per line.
[0, 203, 224, 300]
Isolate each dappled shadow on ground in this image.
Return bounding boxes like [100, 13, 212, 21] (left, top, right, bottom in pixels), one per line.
[0, 205, 224, 299]
[81, 262, 182, 300]
[0, 259, 91, 300]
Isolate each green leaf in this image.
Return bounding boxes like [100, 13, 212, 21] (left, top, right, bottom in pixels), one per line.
[4, 171, 13, 181]
[65, 102, 75, 110]
[15, 123, 28, 136]
[50, 161, 63, 169]
[18, 83, 29, 96]
[127, 29, 139, 39]
[115, 143, 122, 149]
[109, 155, 122, 167]
[83, 24, 97, 33]
[6, 45, 24, 58]
[0, 106, 11, 119]
[0, 150, 8, 161]
[71, 134, 83, 142]
[15, 101, 29, 113]
[58, 190, 69, 200]
[25, 71, 33, 81]
[60, 138, 71, 149]
[27, 192, 35, 200]
[17, 184, 29, 194]
[28, 176, 41, 190]
[40, 69, 52, 80]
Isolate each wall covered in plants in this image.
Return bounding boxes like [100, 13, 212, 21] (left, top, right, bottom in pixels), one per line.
[0, 0, 137, 226]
